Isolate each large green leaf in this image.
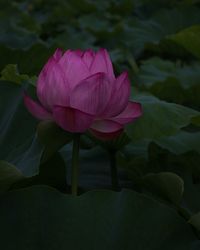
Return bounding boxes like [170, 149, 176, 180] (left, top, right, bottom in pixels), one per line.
[126, 94, 200, 141]
[0, 186, 197, 250]
[0, 81, 43, 176]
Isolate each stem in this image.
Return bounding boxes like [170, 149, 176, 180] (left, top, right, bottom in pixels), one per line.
[71, 133, 80, 195]
[109, 151, 119, 191]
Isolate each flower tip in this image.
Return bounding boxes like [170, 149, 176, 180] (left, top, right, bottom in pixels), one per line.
[133, 102, 143, 117]
[99, 48, 109, 54]
[53, 48, 63, 61]
[55, 47, 63, 52]
[99, 47, 107, 51]
[122, 70, 129, 78]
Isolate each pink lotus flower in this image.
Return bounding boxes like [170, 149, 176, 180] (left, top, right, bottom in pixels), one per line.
[24, 48, 142, 139]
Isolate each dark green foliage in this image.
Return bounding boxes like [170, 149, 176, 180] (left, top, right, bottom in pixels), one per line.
[0, 0, 200, 248]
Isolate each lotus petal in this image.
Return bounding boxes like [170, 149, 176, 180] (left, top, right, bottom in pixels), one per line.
[24, 94, 52, 120]
[53, 106, 94, 133]
[70, 72, 111, 115]
[111, 102, 142, 124]
[90, 49, 115, 81]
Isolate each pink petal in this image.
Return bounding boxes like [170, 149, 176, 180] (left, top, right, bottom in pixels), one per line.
[39, 56, 56, 78]
[74, 49, 84, 57]
[36, 57, 56, 108]
[53, 48, 63, 61]
[82, 49, 95, 68]
[111, 101, 142, 125]
[90, 120, 123, 140]
[24, 94, 52, 120]
[59, 50, 90, 88]
[37, 62, 69, 110]
[90, 48, 115, 81]
[90, 128, 123, 140]
[70, 72, 111, 115]
[103, 71, 130, 117]
[91, 119, 123, 132]
[53, 106, 94, 133]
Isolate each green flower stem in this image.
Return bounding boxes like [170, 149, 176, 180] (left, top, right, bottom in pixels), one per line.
[109, 151, 119, 191]
[71, 133, 81, 195]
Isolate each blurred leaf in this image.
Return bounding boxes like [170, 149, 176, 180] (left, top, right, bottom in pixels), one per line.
[0, 23, 39, 49]
[37, 121, 72, 163]
[120, 139, 150, 160]
[61, 145, 131, 190]
[0, 186, 197, 250]
[155, 131, 200, 155]
[12, 153, 67, 192]
[135, 57, 200, 110]
[137, 57, 200, 107]
[0, 64, 36, 85]
[126, 94, 200, 141]
[0, 4, 40, 50]
[182, 169, 200, 214]
[123, 6, 200, 56]
[138, 57, 200, 89]
[0, 160, 25, 193]
[169, 25, 200, 58]
[36, 153, 67, 190]
[0, 81, 43, 176]
[89, 131, 131, 152]
[143, 172, 184, 205]
[78, 14, 110, 32]
[0, 43, 56, 75]
[51, 27, 96, 50]
[189, 212, 200, 231]
[138, 57, 176, 87]
[79, 135, 96, 150]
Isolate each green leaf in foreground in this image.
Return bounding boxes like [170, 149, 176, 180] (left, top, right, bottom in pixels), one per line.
[0, 186, 197, 250]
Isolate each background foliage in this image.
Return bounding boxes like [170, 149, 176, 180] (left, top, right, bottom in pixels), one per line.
[0, 0, 200, 249]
